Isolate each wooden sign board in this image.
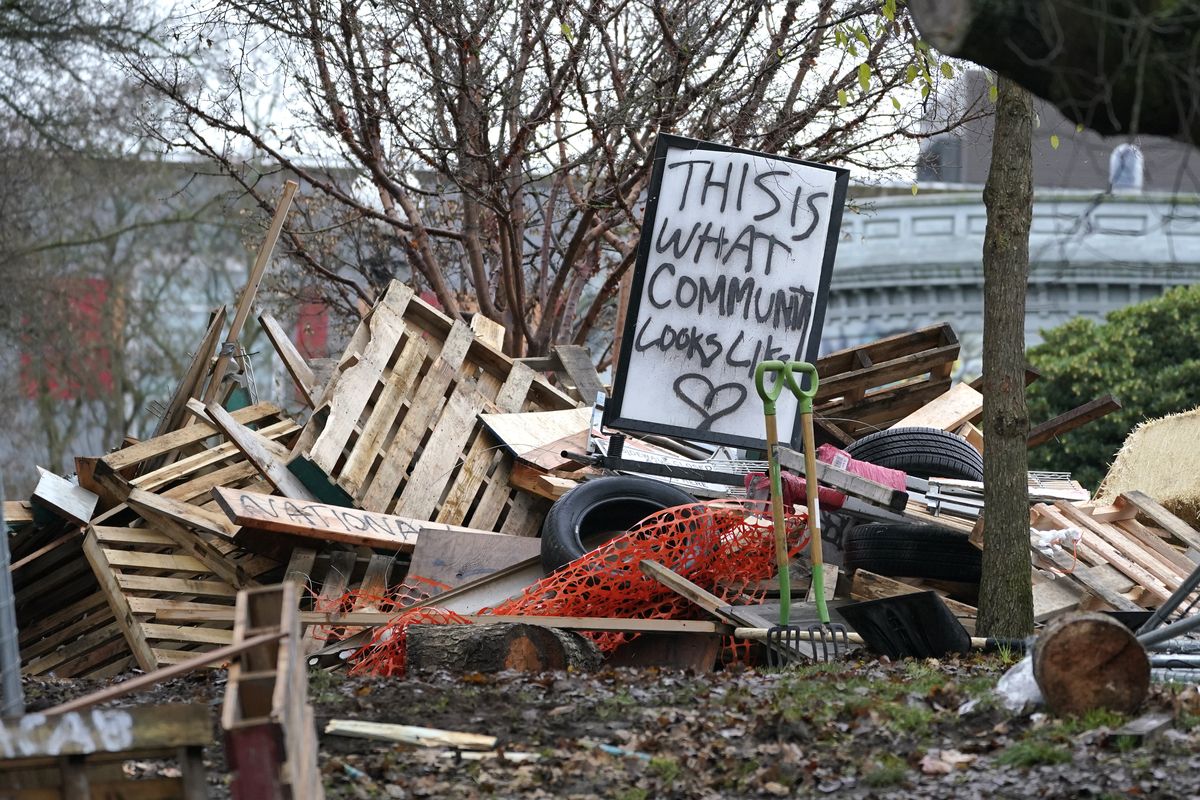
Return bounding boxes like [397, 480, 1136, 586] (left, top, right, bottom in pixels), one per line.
[607, 134, 848, 449]
[212, 486, 499, 552]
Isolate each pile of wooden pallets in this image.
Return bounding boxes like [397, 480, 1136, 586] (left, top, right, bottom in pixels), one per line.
[3, 267, 1179, 683]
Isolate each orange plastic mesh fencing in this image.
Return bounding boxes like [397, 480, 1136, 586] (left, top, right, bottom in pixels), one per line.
[343, 500, 809, 676]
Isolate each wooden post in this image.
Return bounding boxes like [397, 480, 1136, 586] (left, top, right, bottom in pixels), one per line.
[202, 180, 299, 406]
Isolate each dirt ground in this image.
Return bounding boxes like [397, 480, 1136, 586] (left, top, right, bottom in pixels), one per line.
[21, 652, 1200, 799]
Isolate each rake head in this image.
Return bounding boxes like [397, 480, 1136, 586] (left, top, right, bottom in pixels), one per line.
[765, 623, 850, 665]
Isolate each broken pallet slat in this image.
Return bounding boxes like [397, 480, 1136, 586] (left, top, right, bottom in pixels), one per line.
[32, 468, 98, 526]
[1118, 490, 1200, 554]
[259, 311, 320, 409]
[890, 382, 983, 431]
[1027, 395, 1122, 449]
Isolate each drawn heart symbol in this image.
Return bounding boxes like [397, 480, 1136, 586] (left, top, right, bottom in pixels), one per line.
[672, 374, 749, 431]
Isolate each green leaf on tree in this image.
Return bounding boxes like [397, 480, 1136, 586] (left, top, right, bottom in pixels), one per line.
[940, 61, 953, 79]
[858, 63, 871, 92]
[838, 88, 848, 107]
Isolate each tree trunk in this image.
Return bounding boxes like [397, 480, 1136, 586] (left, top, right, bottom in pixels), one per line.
[1033, 612, 1149, 716]
[908, 0, 1200, 144]
[976, 75, 1034, 639]
[404, 623, 602, 675]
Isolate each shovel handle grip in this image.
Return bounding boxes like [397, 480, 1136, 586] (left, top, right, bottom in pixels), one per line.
[755, 361, 819, 416]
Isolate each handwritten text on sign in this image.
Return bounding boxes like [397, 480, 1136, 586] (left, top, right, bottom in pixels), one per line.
[613, 137, 846, 447]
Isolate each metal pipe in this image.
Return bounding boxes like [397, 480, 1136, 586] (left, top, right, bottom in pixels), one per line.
[1137, 610, 1200, 648]
[0, 476, 25, 715]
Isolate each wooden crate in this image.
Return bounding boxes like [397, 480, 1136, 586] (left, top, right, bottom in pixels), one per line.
[291, 281, 576, 533]
[813, 324, 960, 441]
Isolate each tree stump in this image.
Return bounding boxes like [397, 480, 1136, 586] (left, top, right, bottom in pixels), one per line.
[1032, 612, 1149, 716]
[405, 623, 602, 674]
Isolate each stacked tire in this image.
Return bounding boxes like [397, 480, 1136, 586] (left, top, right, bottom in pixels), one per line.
[841, 427, 983, 582]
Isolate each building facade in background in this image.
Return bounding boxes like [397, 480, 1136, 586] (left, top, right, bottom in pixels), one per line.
[821, 73, 1200, 376]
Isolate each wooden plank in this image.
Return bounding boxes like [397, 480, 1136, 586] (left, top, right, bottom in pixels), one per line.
[776, 446, 908, 512]
[205, 401, 318, 502]
[201, 179, 299, 406]
[956, 422, 984, 454]
[260, 311, 319, 408]
[115, 574, 238, 598]
[31, 469, 98, 526]
[9, 530, 79, 574]
[142, 623, 233, 646]
[0, 704, 210, 760]
[302, 549, 357, 652]
[1032, 576, 1085, 622]
[552, 345, 605, 402]
[42, 632, 286, 716]
[126, 488, 238, 539]
[480, 407, 591, 469]
[393, 377, 489, 520]
[407, 528, 541, 592]
[849, 569, 978, 624]
[508, 462, 577, 501]
[469, 313, 505, 351]
[1030, 506, 1146, 611]
[102, 402, 284, 472]
[101, 549, 210, 573]
[1028, 395, 1122, 449]
[212, 486, 496, 551]
[890, 382, 983, 431]
[145, 306, 227, 452]
[134, 420, 298, 494]
[1118, 491, 1200, 554]
[325, 719, 496, 750]
[307, 283, 414, 472]
[3, 500, 34, 525]
[816, 342, 959, 400]
[83, 529, 158, 671]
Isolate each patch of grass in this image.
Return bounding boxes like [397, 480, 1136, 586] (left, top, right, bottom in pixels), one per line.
[1112, 734, 1142, 754]
[862, 753, 908, 788]
[1062, 707, 1126, 733]
[615, 789, 649, 800]
[996, 739, 1072, 768]
[882, 701, 935, 733]
[1179, 712, 1200, 732]
[649, 756, 681, 783]
[308, 668, 341, 704]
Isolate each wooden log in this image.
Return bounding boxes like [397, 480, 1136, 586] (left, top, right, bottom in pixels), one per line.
[404, 622, 601, 674]
[1032, 612, 1150, 717]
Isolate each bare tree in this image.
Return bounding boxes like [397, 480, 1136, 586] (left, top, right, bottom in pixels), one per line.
[133, 0, 985, 356]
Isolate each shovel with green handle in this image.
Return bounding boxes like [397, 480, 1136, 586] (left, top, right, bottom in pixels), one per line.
[754, 360, 848, 662]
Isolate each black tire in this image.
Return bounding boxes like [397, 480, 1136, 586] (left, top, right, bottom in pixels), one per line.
[539, 476, 698, 573]
[845, 426, 984, 481]
[843, 523, 982, 583]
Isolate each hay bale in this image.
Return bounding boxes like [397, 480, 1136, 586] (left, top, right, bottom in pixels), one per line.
[1095, 406, 1200, 526]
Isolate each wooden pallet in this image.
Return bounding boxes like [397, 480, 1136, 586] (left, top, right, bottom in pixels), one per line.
[291, 280, 576, 533]
[1030, 497, 1200, 616]
[813, 324, 959, 442]
[18, 404, 300, 677]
